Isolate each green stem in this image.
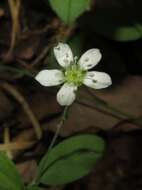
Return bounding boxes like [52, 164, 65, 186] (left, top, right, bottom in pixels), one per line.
[48, 106, 69, 151]
[33, 106, 69, 186]
[87, 88, 134, 119]
[78, 88, 142, 127]
[0, 65, 33, 77]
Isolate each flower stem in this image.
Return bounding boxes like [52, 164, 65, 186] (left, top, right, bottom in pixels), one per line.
[48, 106, 69, 151]
[31, 107, 69, 186]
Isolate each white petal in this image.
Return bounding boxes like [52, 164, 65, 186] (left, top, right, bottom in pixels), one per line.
[54, 43, 74, 68]
[57, 83, 77, 106]
[83, 71, 112, 89]
[35, 69, 64, 86]
[78, 49, 102, 70]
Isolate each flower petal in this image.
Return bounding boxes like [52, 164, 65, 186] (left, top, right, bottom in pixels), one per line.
[83, 71, 112, 89]
[35, 69, 64, 86]
[57, 83, 77, 106]
[54, 43, 74, 68]
[78, 49, 102, 70]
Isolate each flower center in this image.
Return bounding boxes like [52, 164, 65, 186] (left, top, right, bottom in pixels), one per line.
[64, 64, 86, 86]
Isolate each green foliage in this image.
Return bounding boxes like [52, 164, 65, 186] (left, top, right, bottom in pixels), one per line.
[68, 34, 84, 57]
[37, 134, 105, 185]
[92, 0, 142, 41]
[0, 153, 24, 190]
[49, 0, 91, 24]
[26, 185, 42, 190]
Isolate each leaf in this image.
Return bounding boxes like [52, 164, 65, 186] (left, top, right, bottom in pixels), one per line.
[26, 185, 42, 190]
[68, 34, 84, 57]
[84, 0, 142, 41]
[37, 134, 105, 185]
[0, 153, 24, 190]
[49, 0, 91, 24]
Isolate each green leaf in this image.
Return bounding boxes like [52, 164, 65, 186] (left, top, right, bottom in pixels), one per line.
[0, 153, 24, 190]
[68, 34, 84, 57]
[37, 134, 105, 185]
[86, 0, 142, 41]
[26, 185, 42, 190]
[49, 0, 91, 24]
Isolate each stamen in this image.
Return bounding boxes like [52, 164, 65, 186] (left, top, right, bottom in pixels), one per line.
[64, 64, 86, 86]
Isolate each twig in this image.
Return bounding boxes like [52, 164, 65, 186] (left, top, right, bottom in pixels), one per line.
[0, 141, 35, 151]
[31, 24, 75, 67]
[31, 45, 51, 67]
[3, 127, 13, 158]
[21, 18, 60, 39]
[1, 83, 42, 140]
[8, 0, 21, 54]
[0, 64, 33, 77]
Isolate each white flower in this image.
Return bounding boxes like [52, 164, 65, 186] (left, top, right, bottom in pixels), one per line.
[35, 43, 112, 106]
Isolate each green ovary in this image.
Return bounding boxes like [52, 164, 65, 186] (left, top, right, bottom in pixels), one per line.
[64, 64, 86, 86]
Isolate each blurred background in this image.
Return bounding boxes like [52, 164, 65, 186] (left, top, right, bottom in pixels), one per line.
[0, 0, 142, 189]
